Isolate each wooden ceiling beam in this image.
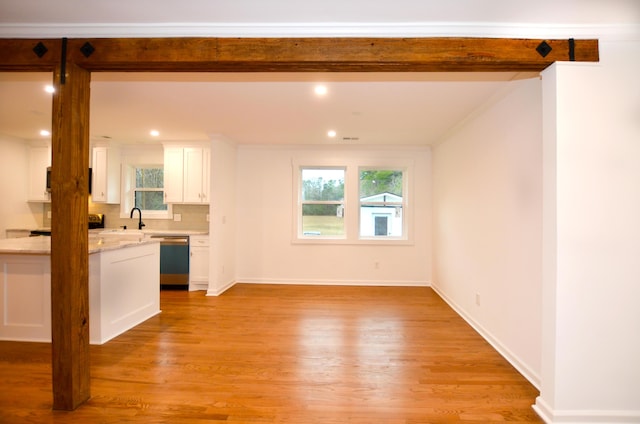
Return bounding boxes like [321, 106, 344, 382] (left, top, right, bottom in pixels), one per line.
[0, 38, 62, 70]
[1, 37, 598, 73]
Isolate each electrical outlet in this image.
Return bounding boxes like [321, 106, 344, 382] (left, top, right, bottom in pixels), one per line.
[206, 214, 210, 222]
[173, 213, 182, 222]
[475, 293, 481, 306]
[47, 211, 52, 219]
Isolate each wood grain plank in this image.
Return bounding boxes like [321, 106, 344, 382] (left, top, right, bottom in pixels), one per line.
[0, 37, 598, 73]
[0, 38, 62, 70]
[49, 61, 91, 410]
[0, 285, 542, 423]
[62, 37, 597, 72]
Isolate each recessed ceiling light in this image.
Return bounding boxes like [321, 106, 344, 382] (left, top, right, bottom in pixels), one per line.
[315, 85, 328, 96]
[44, 85, 55, 94]
[40, 129, 50, 136]
[150, 130, 160, 137]
[327, 130, 337, 138]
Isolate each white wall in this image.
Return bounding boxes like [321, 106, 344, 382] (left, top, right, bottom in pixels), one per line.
[535, 38, 640, 423]
[431, 77, 543, 386]
[207, 136, 237, 295]
[235, 145, 431, 286]
[0, 135, 42, 238]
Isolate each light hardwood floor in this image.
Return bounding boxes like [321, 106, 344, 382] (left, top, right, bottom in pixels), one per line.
[0, 284, 542, 423]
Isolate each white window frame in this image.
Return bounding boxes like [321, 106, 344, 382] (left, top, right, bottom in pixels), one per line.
[120, 164, 173, 220]
[358, 167, 408, 241]
[292, 159, 413, 245]
[296, 166, 347, 241]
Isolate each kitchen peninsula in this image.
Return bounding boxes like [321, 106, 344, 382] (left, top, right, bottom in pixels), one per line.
[0, 234, 160, 345]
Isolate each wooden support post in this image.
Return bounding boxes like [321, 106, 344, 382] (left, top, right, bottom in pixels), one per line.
[50, 60, 91, 410]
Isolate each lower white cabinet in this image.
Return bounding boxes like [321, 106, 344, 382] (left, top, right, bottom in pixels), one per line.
[0, 242, 160, 344]
[189, 235, 209, 291]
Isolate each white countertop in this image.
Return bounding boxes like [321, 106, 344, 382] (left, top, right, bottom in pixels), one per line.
[94, 228, 208, 236]
[0, 235, 160, 255]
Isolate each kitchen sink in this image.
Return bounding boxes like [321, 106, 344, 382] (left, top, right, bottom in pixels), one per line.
[97, 229, 146, 242]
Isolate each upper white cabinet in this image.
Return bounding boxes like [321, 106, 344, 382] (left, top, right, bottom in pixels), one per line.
[28, 144, 51, 202]
[91, 145, 121, 204]
[163, 146, 184, 204]
[163, 144, 210, 204]
[183, 147, 210, 204]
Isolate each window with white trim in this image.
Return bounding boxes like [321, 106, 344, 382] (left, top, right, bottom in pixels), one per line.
[299, 168, 345, 238]
[294, 161, 411, 244]
[359, 169, 405, 238]
[121, 164, 172, 219]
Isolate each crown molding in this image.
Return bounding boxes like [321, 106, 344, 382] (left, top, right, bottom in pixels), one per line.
[0, 22, 638, 40]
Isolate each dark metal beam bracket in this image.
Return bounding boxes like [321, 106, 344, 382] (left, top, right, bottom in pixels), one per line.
[33, 42, 48, 58]
[60, 37, 67, 84]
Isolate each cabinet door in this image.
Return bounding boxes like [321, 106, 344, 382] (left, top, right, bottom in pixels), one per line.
[28, 146, 51, 202]
[189, 235, 209, 290]
[183, 147, 204, 203]
[91, 147, 108, 202]
[200, 148, 210, 204]
[163, 146, 184, 203]
[92, 146, 121, 204]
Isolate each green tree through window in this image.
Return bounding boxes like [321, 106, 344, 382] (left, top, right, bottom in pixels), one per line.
[301, 168, 345, 236]
[135, 167, 167, 211]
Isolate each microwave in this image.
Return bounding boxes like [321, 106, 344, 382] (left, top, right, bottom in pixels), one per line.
[46, 167, 92, 194]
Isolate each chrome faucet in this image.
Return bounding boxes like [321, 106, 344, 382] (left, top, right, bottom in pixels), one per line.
[130, 207, 145, 230]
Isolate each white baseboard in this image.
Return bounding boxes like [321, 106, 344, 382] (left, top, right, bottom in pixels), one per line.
[206, 279, 236, 296]
[234, 277, 430, 287]
[533, 397, 640, 423]
[430, 284, 541, 390]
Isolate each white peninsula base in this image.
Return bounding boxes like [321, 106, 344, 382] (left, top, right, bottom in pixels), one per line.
[0, 241, 160, 345]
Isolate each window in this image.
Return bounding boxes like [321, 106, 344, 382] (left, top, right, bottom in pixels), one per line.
[359, 169, 405, 238]
[121, 164, 172, 219]
[294, 161, 411, 244]
[300, 168, 345, 237]
[134, 167, 167, 211]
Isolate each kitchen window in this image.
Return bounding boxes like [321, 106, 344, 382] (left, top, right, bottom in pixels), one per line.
[121, 164, 172, 220]
[134, 167, 167, 211]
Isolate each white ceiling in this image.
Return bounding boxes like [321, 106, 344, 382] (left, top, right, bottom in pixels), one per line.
[0, 1, 637, 146]
[0, 71, 537, 146]
[1, 0, 638, 35]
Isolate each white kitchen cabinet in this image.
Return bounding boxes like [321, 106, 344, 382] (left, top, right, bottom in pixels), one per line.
[183, 147, 210, 204]
[91, 145, 121, 203]
[163, 146, 184, 203]
[28, 145, 51, 202]
[0, 241, 160, 345]
[0, 255, 51, 342]
[163, 145, 210, 204]
[189, 234, 209, 291]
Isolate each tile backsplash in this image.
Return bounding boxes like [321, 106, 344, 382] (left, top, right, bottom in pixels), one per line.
[43, 203, 210, 232]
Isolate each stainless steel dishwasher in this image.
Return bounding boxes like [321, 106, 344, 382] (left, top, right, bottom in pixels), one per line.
[150, 235, 189, 290]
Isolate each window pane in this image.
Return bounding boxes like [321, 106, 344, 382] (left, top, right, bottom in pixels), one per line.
[136, 168, 164, 188]
[359, 170, 403, 197]
[302, 169, 344, 201]
[360, 169, 404, 237]
[135, 191, 168, 211]
[302, 204, 344, 236]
